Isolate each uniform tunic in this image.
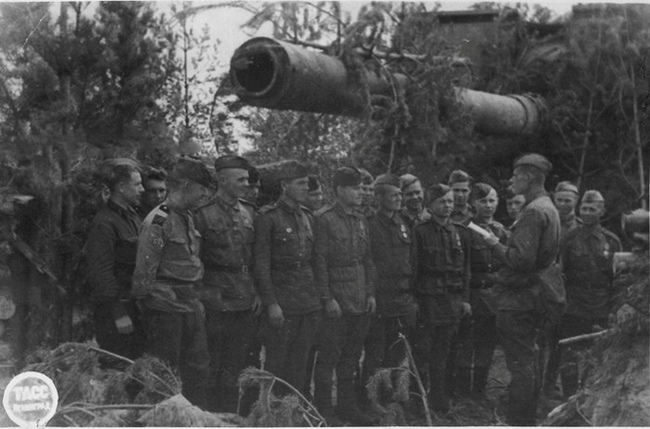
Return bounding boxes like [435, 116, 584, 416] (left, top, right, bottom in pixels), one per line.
[194, 195, 256, 312]
[560, 224, 622, 319]
[254, 197, 324, 314]
[412, 219, 471, 325]
[86, 200, 143, 359]
[313, 202, 375, 313]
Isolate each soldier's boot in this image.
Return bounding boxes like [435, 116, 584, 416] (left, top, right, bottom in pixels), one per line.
[472, 366, 490, 396]
[429, 369, 450, 414]
[456, 367, 472, 398]
[336, 365, 376, 426]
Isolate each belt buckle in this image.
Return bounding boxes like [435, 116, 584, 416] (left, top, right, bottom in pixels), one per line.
[242, 265, 250, 274]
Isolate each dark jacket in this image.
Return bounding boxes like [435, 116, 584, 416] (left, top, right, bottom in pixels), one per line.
[560, 224, 622, 318]
[469, 218, 509, 314]
[412, 218, 471, 325]
[313, 201, 375, 315]
[194, 195, 256, 312]
[86, 200, 140, 320]
[369, 211, 415, 317]
[254, 197, 323, 315]
[492, 191, 562, 312]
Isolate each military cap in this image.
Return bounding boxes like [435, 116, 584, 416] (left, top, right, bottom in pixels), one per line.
[400, 173, 420, 190]
[513, 153, 552, 175]
[171, 157, 213, 189]
[426, 183, 452, 203]
[214, 155, 250, 172]
[555, 181, 579, 195]
[581, 190, 605, 204]
[359, 168, 374, 185]
[374, 173, 401, 188]
[308, 175, 321, 192]
[448, 169, 472, 185]
[332, 166, 362, 189]
[277, 160, 308, 182]
[248, 166, 260, 185]
[472, 183, 495, 200]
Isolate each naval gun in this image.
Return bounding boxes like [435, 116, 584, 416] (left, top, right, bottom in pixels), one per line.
[229, 37, 548, 135]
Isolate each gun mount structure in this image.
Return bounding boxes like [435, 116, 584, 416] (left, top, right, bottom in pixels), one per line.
[229, 37, 548, 135]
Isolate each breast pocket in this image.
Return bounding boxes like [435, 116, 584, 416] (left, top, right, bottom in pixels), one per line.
[207, 226, 231, 249]
[166, 234, 190, 260]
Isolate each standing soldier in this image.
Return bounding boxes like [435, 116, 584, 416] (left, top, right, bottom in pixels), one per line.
[506, 189, 526, 227]
[245, 165, 261, 208]
[361, 174, 417, 406]
[557, 190, 621, 396]
[305, 175, 325, 212]
[543, 180, 581, 398]
[482, 154, 564, 426]
[86, 161, 144, 361]
[313, 167, 376, 425]
[456, 184, 509, 398]
[132, 157, 213, 408]
[449, 170, 473, 225]
[412, 184, 471, 413]
[554, 181, 581, 237]
[359, 168, 376, 218]
[140, 166, 168, 218]
[254, 160, 324, 394]
[194, 155, 262, 413]
[399, 174, 431, 230]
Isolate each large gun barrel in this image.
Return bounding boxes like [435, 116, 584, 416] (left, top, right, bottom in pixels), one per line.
[229, 37, 547, 135]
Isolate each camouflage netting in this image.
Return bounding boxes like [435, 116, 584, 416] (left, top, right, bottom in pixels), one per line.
[544, 253, 650, 426]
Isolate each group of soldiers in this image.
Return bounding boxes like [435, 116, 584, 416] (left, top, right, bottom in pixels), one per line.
[85, 152, 621, 426]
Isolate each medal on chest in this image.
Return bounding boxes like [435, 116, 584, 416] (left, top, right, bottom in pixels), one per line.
[400, 223, 408, 238]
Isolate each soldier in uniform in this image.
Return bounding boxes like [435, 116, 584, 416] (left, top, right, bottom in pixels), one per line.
[449, 170, 473, 226]
[506, 189, 526, 226]
[361, 174, 417, 405]
[132, 157, 213, 408]
[482, 153, 563, 426]
[455, 183, 509, 398]
[359, 168, 376, 218]
[194, 155, 262, 413]
[412, 184, 471, 413]
[399, 173, 431, 230]
[543, 180, 581, 397]
[313, 167, 376, 425]
[305, 175, 325, 212]
[254, 160, 324, 394]
[140, 166, 168, 218]
[245, 165, 261, 208]
[86, 161, 144, 361]
[557, 190, 621, 396]
[554, 181, 581, 238]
